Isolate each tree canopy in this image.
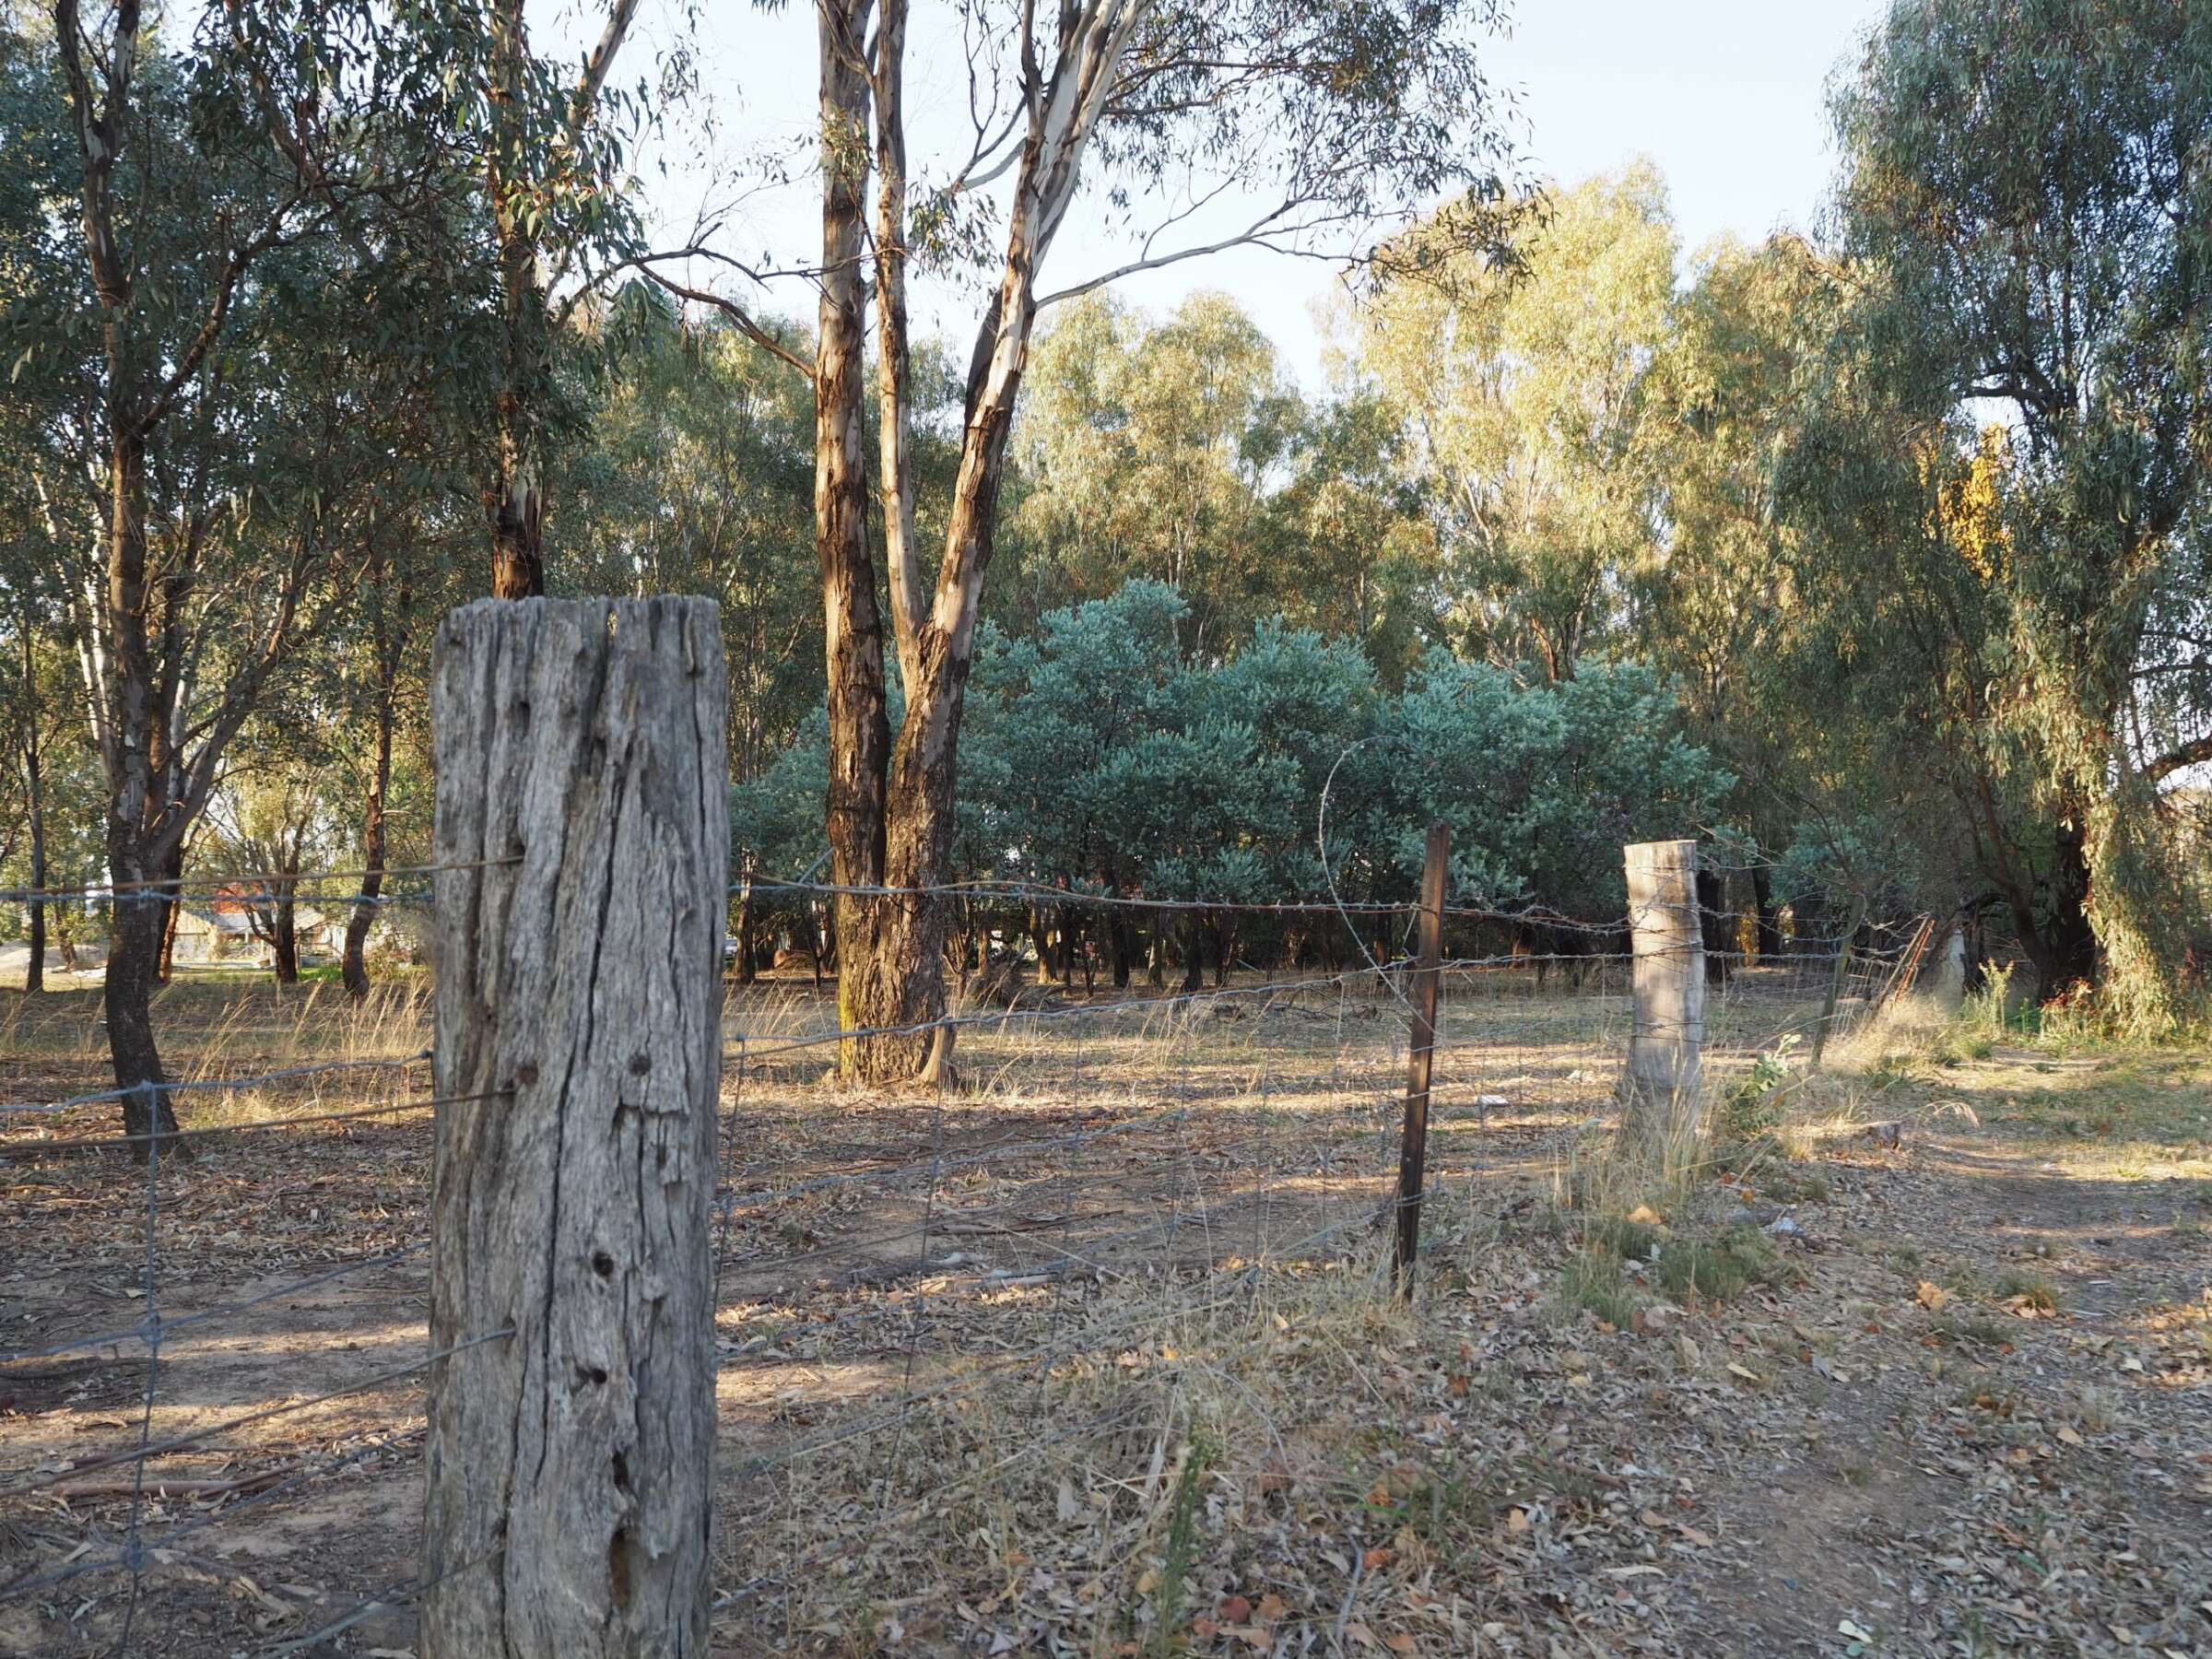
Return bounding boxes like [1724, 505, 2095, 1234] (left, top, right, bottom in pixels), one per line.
[6, 0, 2212, 1135]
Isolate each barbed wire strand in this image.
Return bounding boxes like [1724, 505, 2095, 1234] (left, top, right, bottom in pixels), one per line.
[263, 1540, 507, 1656]
[1, 1089, 497, 1158]
[0, 856, 522, 907]
[0, 1050, 431, 1120]
[2, 1430, 424, 1604]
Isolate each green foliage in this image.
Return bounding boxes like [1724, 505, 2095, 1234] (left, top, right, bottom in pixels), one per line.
[1145, 1433, 1215, 1658]
[1557, 1252, 1642, 1328]
[1827, 0, 2212, 1026]
[736, 572, 1731, 923]
[966, 581, 1728, 914]
[1366, 653, 1731, 913]
[550, 301, 825, 778]
[1007, 292, 1440, 671]
[1963, 963, 2027, 1040]
[1653, 1228, 1786, 1307]
[1358, 164, 1677, 681]
[1721, 1037, 1800, 1141]
[1585, 1214, 1663, 1264]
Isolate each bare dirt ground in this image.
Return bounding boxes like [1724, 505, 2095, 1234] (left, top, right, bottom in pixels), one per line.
[1, 971, 2206, 1657]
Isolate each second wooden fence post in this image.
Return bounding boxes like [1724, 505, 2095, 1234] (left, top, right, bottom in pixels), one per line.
[1622, 838, 1705, 1154]
[1394, 821, 1449, 1295]
[422, 598, 726, 1657]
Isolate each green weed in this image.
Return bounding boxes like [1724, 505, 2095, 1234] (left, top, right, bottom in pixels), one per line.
[1653, 1228, 1789, 1306]
[1557, 1252, 1642, 1328]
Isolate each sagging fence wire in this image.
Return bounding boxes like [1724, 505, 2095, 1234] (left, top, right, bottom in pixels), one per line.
[0, 858, 518, 907]
[0, 855, 1927, 1653]
[0, 1050, 432, 1120]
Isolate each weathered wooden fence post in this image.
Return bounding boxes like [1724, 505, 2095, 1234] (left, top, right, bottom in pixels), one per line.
[1622, 839, 1704, 1151]
[1393, 822, 1449, 1295]
[422, 598, 725, 1657]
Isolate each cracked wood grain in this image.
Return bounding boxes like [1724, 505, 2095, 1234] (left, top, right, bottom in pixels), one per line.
[421, 597, 725, 1657]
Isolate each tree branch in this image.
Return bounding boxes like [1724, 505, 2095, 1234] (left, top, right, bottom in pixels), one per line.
[2142, 731, 2212, 784]
[638, 268, 817, 382]
[1034, 205, 1359, 309]
[571, 0, 642, 138]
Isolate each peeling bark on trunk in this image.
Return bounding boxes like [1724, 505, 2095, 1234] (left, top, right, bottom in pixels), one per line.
[817, 0, 1147, 1084]
[816, 0, 923, 1080]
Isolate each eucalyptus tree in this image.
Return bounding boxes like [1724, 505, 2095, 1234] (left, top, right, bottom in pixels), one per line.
[1783, 337, 2111, 994]
[1010, 292, 1299, 652]
[962, 582, 1194, 981]
[206, 740, 341, 984]
[1006, 292, 1437, 670]
[551, 296, 826, 782]
[1637, 233, 1840, 940]
[6, 3, 493, 1147]
[1347, 653, 1732, 933]
[1261, 394, 1442, 687]
[470, 0, 661, 598]
[1831, 0, 2212, 1027]
[0, 577, 81, 993]
[771, 0, 1524, 1080]
[1357, 163, 1677, 681]
[339, 518, 419, 996]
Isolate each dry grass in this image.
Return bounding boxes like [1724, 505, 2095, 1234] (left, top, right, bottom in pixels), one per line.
[10, 963, 2208, 1656]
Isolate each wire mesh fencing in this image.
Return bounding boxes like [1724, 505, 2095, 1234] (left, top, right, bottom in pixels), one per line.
[0, 864, 1924, 1654]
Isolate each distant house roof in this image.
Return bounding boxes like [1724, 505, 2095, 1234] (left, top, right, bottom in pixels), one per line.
[176, 902, 253, 935]
[177, 884, 264, 935]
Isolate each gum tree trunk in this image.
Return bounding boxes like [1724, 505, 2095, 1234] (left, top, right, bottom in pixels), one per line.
[269, 891, 299, 984]
[808, 0, 1147, 1086]
[1696, 867, 1731, 985]
[1751, 864, 1782, 959]
[99, 423, 186, 1158]
[344, 552, 401, 997]
[481, 0, 640, 601]
[22, 682, 44, 994]
[342, 694, 393, 995]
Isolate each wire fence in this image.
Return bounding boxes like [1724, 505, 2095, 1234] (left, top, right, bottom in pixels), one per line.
[0, 858, 1927, 1654]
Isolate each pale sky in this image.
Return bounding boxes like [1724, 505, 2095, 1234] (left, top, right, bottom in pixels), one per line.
[626, 0, 1889, 384]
